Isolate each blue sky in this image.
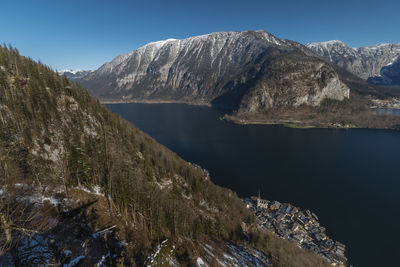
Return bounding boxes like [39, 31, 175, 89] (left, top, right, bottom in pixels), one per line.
[1, 0, 399, 70]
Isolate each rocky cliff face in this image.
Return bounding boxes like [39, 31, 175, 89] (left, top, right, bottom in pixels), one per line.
[368, 57, 400, 85]
[80, 30, 349, 112]
[236, 54, 350, 114]
[307, 41, 400, 85]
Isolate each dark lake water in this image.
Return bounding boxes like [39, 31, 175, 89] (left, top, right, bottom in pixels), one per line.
[108, 103, 400, 267]
[375, 107, 400, 117]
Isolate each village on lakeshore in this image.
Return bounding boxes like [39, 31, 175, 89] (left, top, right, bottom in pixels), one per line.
[243, 196, 348, 266]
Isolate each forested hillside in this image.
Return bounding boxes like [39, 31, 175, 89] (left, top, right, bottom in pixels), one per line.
[0, 45, 330, 266]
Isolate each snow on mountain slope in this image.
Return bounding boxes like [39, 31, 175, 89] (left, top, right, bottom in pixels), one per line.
[80, 30, 349, 112]
[58, 69, 92, 81]
[307, 41, 400, 84]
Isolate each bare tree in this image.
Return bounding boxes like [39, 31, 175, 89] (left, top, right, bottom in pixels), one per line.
[0, 182, 55, 253]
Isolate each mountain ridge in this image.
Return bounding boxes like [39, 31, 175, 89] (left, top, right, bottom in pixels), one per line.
[80, 30, 350, 116]
[58, 69, 92, 81]
[78, 30, 400, 129]
[306, 40, 400, 85]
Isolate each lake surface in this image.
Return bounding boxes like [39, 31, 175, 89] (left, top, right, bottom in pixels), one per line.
[375, 107, 400, 117]
[108, 103, 400, 267]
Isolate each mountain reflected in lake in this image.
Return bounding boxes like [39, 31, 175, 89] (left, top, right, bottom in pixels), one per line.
[108, 103, 400, 267]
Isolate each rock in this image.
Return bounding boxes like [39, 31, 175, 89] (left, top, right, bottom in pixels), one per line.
[307, 41, 400, 85]
[79, 30, 349, 114]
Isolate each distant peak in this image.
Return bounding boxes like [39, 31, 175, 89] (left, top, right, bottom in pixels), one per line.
[307, 40, 347, 47]
[362, 43, 394, 50]
[138, 30, 279, 50]
[147, 38, 178, 47]
[325, 40, 346, 45]
[58, 69, 91, 75]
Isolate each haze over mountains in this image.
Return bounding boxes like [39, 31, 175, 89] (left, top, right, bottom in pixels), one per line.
[306, 41, 400, 85]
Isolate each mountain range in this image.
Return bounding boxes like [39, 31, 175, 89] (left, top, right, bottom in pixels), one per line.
[80, 31, 350, 113]
[77, 30, 400, 129]
[58, 69, 92, 81]
[2, 30, 399, 265]
[306, 41, 400, 85]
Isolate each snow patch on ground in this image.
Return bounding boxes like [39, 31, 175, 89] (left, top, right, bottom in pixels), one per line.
[16, 193, 66, 206]
[96, 252, 110, 267]
[0, 184, 70, 207]
[18, 235, 53, 265]
[146, 239, 168, 266]
[202, 244, 214, 257]
[75, 185, 104, 196]
[202, 242, 271, 267]
[225, 243, 271, 266]
[196, 257, 207, 267]
[64, 255, 85, 267]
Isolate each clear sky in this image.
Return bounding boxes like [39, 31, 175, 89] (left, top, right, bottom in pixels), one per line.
[1, 0, 399, 70]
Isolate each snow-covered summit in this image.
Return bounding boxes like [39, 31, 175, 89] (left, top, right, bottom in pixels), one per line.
[58, 69, 84, 75]
[307, 40, 348, 49]
[93, 30, 289, 76]
[307, 40, 400, 82]
[58, 69, 92, 81]
[146, 38, 178, 48]
[79, 29, 349, 111]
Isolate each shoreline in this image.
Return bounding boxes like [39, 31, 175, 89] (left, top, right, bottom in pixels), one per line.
[100, 99, 211, 107]
[100, 99, 400, 131]
[370, 106, 400, 110]
[222, 115, 360, 130]
[222, 111, 400, 131]
[224, 117, 399, 131]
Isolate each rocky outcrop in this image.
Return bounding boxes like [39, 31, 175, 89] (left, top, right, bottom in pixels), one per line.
[80, 30, 350, 113]
[236, 55, 350, 114]
[307, 41, 400, 85]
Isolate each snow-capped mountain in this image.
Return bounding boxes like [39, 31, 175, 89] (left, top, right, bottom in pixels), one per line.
[79, 30, 349, 113]
[307, 41, 400, 85]
[58, 69, 92, 81]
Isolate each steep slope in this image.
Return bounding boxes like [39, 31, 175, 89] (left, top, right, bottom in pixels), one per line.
[307, 41, 400, 85]
[80, 30, 350, 112]
[368, 57, 400, 85]
[0, 46, 333, 266]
